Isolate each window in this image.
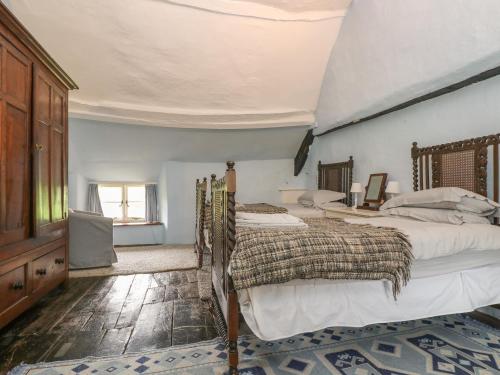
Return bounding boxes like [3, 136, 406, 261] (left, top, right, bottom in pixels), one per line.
[98, 184, 146, 222]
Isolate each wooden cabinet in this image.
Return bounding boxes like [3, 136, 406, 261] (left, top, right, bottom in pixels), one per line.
[0, 3, 77, 329]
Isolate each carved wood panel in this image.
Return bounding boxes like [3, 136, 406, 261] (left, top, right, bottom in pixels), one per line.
[0, 37, 31, 246]
[33, 68, 68, 236]
[412, 135, 499, 200]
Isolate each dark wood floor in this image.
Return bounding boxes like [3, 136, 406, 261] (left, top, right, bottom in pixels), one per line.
[0, 270, 217, 374]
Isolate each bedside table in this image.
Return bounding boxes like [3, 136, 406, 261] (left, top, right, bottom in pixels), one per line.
[325, 207, 385, 219]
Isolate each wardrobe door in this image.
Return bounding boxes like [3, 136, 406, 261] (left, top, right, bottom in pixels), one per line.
[50, 86, 67, 223]
[0, 37, 32, 247]
[33, 68, 67, 238]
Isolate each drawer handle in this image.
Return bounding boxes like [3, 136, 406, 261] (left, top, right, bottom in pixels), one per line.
[35, 143, 45, 151]
[55, 257, 65, 265]
[36, 268, 47, 276]
[10, 281, 24, 290]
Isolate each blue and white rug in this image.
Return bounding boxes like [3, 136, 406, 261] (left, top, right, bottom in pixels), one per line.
[9, 314, 500, 375]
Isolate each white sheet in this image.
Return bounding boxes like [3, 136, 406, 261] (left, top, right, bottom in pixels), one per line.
[236, 212, 308, 228]
[239, 217, 500, 340]
[240, 251, 500, 340]
[344, 216, 500, 259]
[280, 203, 326, 218]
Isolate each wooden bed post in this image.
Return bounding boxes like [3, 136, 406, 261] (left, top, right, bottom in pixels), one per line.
[411, 142, 419, 191]
[225, 161, 239, 375]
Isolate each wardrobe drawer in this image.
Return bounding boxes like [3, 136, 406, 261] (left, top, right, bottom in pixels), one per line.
[32, 246, 66, 292]
[0, 264, 27, 314]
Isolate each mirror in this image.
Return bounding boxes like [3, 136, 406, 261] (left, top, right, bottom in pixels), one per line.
[364, 173, 388, 204]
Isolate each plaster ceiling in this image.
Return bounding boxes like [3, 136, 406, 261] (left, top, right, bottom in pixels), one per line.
[8, 0, 351, 129]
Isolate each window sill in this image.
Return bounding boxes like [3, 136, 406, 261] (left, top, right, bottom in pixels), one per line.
[113, 221, 163, 227]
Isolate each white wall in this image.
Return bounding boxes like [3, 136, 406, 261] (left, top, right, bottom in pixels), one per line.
[163, 159, 309, 244]
[68, 172, 88, 210]
[315, 0, 500, 133]
[309, 75, 500, 197]
[113, 225, 164, 246]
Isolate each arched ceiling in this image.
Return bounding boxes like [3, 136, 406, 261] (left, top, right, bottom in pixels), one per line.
[8, 0, 351, 129]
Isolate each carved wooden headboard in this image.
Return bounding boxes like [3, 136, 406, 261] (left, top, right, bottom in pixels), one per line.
[411, 134, 500, 202]
[318, 156, 354, 206]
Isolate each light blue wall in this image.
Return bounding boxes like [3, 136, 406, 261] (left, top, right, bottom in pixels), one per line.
[68, 119, 307, 245]
[309, 74, 500, 198]
[161, 159, 309, 244]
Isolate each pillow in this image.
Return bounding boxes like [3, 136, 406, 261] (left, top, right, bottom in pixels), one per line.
[317, 201, 347, 210]
[381, 187, 499, 216]
[383, 207, 491, 225]
[298, 190, 346, 207]
[297, 190, 315, 207]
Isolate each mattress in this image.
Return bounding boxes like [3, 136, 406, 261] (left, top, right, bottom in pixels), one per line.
[279, 203, 326, 218]
[238, 217, 500, 340]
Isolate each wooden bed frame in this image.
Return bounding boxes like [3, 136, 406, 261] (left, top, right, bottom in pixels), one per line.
[194, 177, 207, 269]
[412, 134, 500, 222]
[318, 156, 354, 206]
[209, 158, 355, 374]
[209, 135, 500, 373]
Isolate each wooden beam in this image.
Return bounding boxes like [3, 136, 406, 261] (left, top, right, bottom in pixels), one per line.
[294, 129, 314, 176]
[316, 64, 500, 137]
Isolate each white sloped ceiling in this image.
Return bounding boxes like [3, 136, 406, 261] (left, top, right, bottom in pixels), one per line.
[315, 0, 500, 134]
[8, 0, 351, 129]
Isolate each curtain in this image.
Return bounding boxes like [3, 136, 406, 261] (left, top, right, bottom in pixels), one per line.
[87, 183, 103, 214]
[145, 184, 159, 222]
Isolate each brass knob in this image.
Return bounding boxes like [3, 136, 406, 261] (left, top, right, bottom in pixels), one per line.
[35, 144, 44, 151]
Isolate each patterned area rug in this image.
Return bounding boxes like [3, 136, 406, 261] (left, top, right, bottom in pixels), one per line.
[9, 314, 499, 374]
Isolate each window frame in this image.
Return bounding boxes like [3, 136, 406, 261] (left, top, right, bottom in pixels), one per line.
[98, 183, 146, 223]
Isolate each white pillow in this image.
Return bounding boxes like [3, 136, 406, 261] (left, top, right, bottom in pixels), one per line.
[381, 187, 499, 216]
[298, 190, 346, 207]
[383, 207, 491, 225]
[297, 190, 315, 207]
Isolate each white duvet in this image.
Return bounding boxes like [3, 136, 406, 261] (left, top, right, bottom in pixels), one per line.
[345, 216, 500, 259]
[239, 217, 500, 340]
[236, 212, 308, 228]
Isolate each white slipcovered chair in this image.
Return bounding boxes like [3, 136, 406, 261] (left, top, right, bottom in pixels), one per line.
[68, 209, 117, 269]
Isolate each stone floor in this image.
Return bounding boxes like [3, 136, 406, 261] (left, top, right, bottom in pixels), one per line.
[0, 271, 218, 374]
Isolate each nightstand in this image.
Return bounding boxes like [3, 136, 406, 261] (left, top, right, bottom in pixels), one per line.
[325, 207, 385, 219]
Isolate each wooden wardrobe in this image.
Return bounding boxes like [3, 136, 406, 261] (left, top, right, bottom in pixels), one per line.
[0, 3, 77, 329]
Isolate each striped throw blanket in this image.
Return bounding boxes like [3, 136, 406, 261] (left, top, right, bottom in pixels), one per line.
[230, 218, 413, 298]
[204, 202, 288, 233]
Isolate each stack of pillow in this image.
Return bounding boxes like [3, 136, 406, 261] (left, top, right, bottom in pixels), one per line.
[297, 190, 347, 209]
[380, 187, 500, 225]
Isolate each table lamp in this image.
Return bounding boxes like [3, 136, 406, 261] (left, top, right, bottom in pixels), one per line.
[385, 181, 400, 200]
[350, 182, 362, 208]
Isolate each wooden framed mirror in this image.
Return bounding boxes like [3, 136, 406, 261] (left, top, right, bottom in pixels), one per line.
[364, 173, 388, 204]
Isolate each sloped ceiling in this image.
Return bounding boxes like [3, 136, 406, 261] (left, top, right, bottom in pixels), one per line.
[315, 0, 500, 134]
[8, 0, 351, 129]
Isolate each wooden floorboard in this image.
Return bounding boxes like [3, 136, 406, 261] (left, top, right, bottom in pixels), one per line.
[0, 270, 216, 374]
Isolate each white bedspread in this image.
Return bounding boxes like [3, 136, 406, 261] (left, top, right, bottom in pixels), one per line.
[239, 217, 500, 340]
[345, 217, 500, 259]
[236, 212, 308, 228]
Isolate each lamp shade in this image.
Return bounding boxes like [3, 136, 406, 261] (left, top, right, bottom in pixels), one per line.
[350, 182, 362, 193]
[386, 181, 400, 194]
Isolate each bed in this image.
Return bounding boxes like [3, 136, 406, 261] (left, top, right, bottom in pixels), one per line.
[196, 159, 353, 266]
[210, 134, 500, 374]
[281, 157, 354, 218]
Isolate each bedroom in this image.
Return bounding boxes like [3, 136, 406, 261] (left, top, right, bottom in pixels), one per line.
[1, 1, 500, 374]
